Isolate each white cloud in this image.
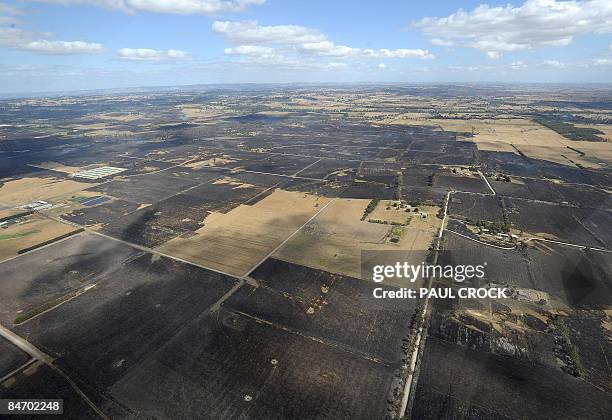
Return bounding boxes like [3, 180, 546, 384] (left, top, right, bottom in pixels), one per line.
[117, 48, 190, 61]
[327, 62, 348, 69]
[609, 43, 612, 50]
[305, 44, 433, 60]
[0, 3, 20, 14]
[535, 57, 612, 68]
[510, 60, 527, 70]
[23, 40, 104, 54]
[543, 59, 566, 68]
[377, 62, 387, 69]
[212, 20, 326, 45]
[0, 2, 22, 24]
[300, 42, 433, 59]
[301, 41, 359, 57]
[415, 0, 612, 56]
[430, 38, 453, 47]
[30, 0, 265, 15]
[447, 65, 493, 72]
[486, 51, 501, 59]
[591, 57, 612, 66]
[371, 48, 434, 59]
[0, 27, 30, 48]
[0, 4, 32, 47]
[224, 45, 275, 56]
[0, 4, 105, 55]
[215, 20, 434, 63]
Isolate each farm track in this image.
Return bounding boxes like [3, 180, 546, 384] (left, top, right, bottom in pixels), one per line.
[2, 141, 610, 418]
[0, 325, 108, 419]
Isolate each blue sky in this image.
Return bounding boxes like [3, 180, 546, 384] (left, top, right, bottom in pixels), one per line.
[1, 0, 611, 93]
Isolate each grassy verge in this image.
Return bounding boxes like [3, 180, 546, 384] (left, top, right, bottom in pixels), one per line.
[14, 289, 82, 325]
[0, 230, 39, 240]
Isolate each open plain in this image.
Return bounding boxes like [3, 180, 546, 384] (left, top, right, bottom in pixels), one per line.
[0, 84, 611, 419]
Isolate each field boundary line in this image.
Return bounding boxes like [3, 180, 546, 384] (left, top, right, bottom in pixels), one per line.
[233, 169, 324, 181]
[13, 284, 98, 327]
[478, 170, 496, 195]
[0, 325, 108, 419]
[35, 211, 243, 278]
[0, 231, 86, 265]
[0, 358, 36, 383]
[242, 197, 337, 278]
[88, 229, 242, 278]
[229, 308, 391, 366]
[292, 157, 323, 177]
[209, 280, 245, 313]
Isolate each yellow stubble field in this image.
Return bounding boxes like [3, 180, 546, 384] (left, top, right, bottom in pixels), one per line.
[157, 189, 331, 277]
[274, 199, 440, 285]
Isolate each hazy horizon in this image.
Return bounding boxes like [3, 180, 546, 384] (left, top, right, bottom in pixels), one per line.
[3, 80, 612, 101]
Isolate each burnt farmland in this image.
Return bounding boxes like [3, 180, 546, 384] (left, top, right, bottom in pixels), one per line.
[0, 86, 611, 420]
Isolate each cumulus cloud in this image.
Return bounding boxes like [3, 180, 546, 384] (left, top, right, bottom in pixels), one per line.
[0, 27, 30, 48]
[23, 40, 104, 54]
[429, 38, 453, 47]
[224, 45, 275, 56]
[0, 4, 31, 46]
[0, 2, 22, 24]
[377, 62, 387, 69]
[0, 3, 105, 55]
[212, 20, 326, 45]
[415, 0, 612, 57]
[1, 31, 105, 55]
[486, 51, 501, 59]
[543, 59, 566, 68]
[214, 20, 434, 64]
[117, 48, 189, 61]
[301, 41, 357, 56]
[536, 57, 612, 68]
[510, 61, 527, 70]
[591, 57, 612, 66]
[31, 0, 265, 15]
[327, 62, 347, 69]
[300, 41, 433, 59]
[370, 48, 433, 59]
[447, 64, 494, 72]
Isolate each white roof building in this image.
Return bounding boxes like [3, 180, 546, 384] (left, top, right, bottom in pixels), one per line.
[72, 166, 127, 180]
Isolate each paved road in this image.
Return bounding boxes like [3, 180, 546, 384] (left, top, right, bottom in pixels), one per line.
[398, 190, 451, 417]
[0, 325, 107, 419]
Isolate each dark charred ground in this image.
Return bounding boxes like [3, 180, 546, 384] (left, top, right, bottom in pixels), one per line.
[7, 250, 417, 419]
[411, 337, 612, 420]
[0, 337, 30, 378]
[448, 192, 504, 223]
[107, 259, 418, 418]
[411, 235, 612, 419]
[2, 105, 610, 252]
[0, 233, 140, 326]
[11, 246, 238, 417]
[439, 234, 612, 308]
[1, 90, 611, 419]
[0, 363, 100, 419]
